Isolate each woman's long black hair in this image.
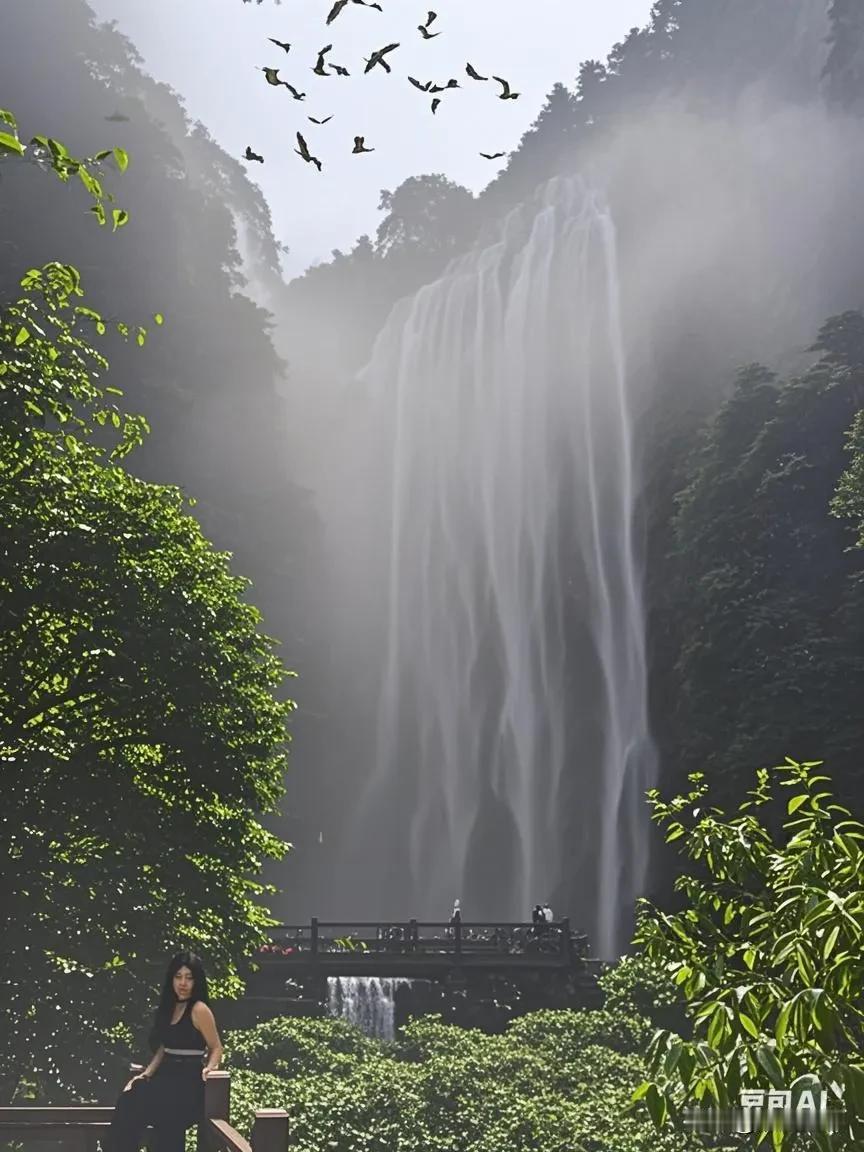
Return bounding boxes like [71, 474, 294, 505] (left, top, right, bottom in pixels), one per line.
[147, 951, 210, 1052]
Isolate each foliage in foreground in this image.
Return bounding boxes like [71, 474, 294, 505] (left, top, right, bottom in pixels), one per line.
[222, 1009, 705, 1152]
[633, 759, 864, 1150]
[0, 263, 294, 1101]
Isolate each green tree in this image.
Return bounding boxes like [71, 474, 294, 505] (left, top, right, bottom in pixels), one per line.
[0, 106, 129, 227]
[375, 174, 477, 258]
[220, 1009, 700, 1152]
[0, 264, 294, 1102]
[633, 759, 864, 1150]
[664, 315, 864, 813]
[823, 0, 864, 113]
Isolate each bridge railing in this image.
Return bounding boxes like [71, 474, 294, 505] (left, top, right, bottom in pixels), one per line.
[258, 920, 589, 962]
[0, 1072, 289, 1152]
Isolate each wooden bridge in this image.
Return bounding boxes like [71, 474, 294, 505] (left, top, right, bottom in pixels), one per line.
[252, 918, 597, 980]
[0, 1070, 285, 1152]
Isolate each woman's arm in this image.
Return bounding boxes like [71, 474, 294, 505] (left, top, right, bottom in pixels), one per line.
[141, 1046, 164, 1079]
[123, 1046, 163, 1091]
[191, 1002, 224, 1079]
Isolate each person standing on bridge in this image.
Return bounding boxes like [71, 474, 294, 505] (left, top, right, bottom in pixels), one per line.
[447, 899, 462, 939]
[108, 951, 223, 1152]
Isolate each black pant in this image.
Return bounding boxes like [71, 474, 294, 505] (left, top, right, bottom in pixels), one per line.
[109, 1068, 201, 1152]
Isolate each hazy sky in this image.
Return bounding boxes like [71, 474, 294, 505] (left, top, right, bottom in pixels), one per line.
[87, 0, 655, 276]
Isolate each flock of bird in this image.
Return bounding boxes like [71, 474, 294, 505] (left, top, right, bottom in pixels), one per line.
[240, 2, 519, 170]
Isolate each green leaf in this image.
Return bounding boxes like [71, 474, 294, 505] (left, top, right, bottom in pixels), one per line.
[739, 1012, 759, 1039]
[644, 1082, 667, 1128]
[0, 108, 19, 129]
[0, 130, 24, 155]
[112, 208, 129, 231]
[153, 313, 164, 326]
[14, 326, 30, 345]
[823, 924, 840, 961]
[787, 793, 808, 814]
[754, 1045, 785, 1089]
[113, 146, 129, 172]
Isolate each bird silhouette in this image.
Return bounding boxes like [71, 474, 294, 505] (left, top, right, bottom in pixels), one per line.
[268, 38, 291, 53]
[364, 42, 399, 72]
[244, 145, 264, 162]
[104, 111, 130, 122]
[313, 45, 333, 75]
[295, 132, 322, 170]
[261, 66, 286, 86]
[418, 22, 440, 39]
[480, 151, 505, 159]
[329, 63, 350, 76]
[408, 76, 433, 91]
[492, 75, 519, 99]
[429, 78, 459, 92]
[466, 63, 488, 81]
[326, 0, 349, 23]
[431, 97, 441, 114]
[308, 115, 334, 124]
[353, 0, 383, 9]
[352, 135, 375, 153]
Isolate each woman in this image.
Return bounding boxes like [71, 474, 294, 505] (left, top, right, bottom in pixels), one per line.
[110, 951, 223, 1152]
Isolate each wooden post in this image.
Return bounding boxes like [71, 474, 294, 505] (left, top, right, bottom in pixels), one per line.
[409, 918, 418, 952]
[198, 1070, 230, 1152]
[250, 1109, 290, 1152]
[454, 917, 462, 957]
[310, 917, 319, 956]
[560, 917, 573, 963]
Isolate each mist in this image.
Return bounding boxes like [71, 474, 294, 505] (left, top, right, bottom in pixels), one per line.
[270, 0, 864, 955]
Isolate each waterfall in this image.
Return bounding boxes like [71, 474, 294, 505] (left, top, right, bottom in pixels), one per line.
[327, 977, 412, 1041]
[350, 176, 656, 958]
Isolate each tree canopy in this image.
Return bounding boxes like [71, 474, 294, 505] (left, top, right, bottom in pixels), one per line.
[633, 758, 864, 1150]
[0, 260, 294, 1102]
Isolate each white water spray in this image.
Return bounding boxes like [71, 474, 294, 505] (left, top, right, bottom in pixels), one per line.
[352, 177, 656, 957]
[327, 976, 413, 1041]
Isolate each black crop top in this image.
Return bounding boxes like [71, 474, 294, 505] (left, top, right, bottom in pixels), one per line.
[157, 1001, 207, 1053]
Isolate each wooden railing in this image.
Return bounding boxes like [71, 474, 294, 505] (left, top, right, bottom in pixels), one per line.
[0, 1071, 288, 1152]
[260, 919, 589, 962]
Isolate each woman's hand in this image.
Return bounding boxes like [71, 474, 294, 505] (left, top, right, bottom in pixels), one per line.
[202, 1067, 216, 1082]
[123, 1073, 148, 1092]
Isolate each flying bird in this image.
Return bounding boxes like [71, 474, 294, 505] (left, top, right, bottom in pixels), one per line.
[492, 75, 519, 99]
[308, 115, 334, 124]
[480, 151, 505, 159]
[408, 76, 433, 92]
[295, 132, 322, 170]
[353, 0, 383, 9]
[261, 66, 286, 86]
[329, 64, 350, 76]
[352, 135, 375, 153]
[431, 97, 441, 114]
[313, 44, 333, 75]
[284, 82, 306, 100]
[418, 21, 440, 39]
[244, 145, 264, 162]
[364, 42, 400, 73]
[466, 63, 488, 81]
[430, 78, 459, 92]
[268, 38, 291, 53]
[326, 0, 349, 22]
[104, 111, 130, 122]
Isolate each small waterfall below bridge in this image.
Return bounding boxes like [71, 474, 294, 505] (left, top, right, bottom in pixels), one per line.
[345, 175, 657, 958]
[327, 976, 413, 1041]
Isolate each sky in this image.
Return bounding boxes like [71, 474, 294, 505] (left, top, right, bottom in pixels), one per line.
[86, 0, 656, 276]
